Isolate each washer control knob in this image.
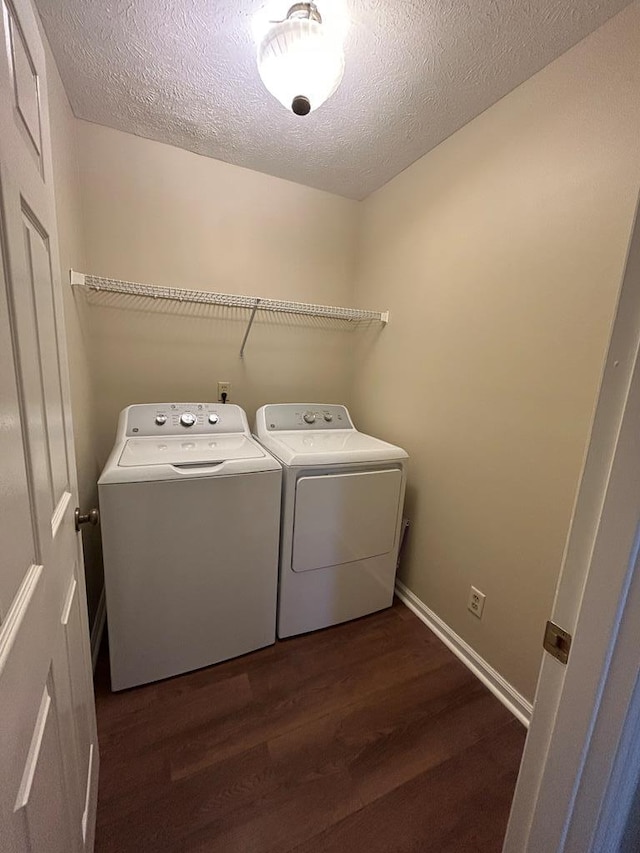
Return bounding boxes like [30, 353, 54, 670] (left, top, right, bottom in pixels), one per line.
[323, 413, 333, 422]
[303, 411, 316, 424]
[208, 413, 219, 425]
[180, 412, 197, 428]
[155, 414, 167, 426]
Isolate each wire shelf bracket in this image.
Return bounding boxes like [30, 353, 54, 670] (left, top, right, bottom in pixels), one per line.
[70, 271, 389, 357]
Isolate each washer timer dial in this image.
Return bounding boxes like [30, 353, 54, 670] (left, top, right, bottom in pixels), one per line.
[303, 411, 316, 424]
[180, 412, 197, 428]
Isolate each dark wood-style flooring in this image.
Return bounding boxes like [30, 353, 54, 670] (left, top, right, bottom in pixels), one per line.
[94, 599, 526, 852]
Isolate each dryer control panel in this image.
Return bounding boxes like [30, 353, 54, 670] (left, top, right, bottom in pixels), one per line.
[123, 403, 248, 436]
[261, 404, 354, 431]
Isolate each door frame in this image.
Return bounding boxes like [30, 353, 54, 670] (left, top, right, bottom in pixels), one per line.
[504, 192, 640, 850]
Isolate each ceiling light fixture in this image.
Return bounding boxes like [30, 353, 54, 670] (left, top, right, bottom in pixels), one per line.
[257, 2, 345, 116]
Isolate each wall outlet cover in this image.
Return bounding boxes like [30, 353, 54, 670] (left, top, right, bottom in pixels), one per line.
[468, 586, 486, 619]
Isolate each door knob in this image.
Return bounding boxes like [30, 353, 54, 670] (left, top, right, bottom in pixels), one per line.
[75, 507, 100, 532]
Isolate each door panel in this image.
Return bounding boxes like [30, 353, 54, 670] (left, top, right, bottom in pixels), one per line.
[3, 0, 42, 169]
[1, 172, 54, 554]
[0, 563, 48, 808]
[15, 678, 75, 853]
[0, 247, 36, 620]
[22, 209, 69, 507]
[60, 574, 93, 795]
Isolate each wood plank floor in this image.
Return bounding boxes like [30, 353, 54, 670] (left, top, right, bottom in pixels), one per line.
[94, 599, 526, 853]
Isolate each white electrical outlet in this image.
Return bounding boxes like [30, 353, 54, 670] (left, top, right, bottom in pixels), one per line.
[468, 586, 486, 619]
[217, 381, 231, 402]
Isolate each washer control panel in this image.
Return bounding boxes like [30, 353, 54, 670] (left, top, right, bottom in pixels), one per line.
[125, 403, 247, 436]
[263, 404, 353, 431]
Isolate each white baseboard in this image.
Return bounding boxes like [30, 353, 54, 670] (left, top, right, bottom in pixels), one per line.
[395, 579, 532, 727]
[90, 587, 106, 673]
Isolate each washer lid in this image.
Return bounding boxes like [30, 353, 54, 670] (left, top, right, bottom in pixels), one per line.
[258, 430, 408, 467]
[118, 434, 266, 467]
[99, 433, 281, 484]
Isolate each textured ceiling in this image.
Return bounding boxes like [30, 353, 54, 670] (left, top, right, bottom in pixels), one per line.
[36, 0, 632, 200]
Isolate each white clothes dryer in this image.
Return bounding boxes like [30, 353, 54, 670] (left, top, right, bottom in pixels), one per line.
[254, 404, 408, 638]
[99, 403, 281, 690]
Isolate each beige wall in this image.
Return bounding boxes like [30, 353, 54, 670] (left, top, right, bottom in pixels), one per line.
[74, 121, 360, 464]
[352, 3, 640, 701]
[44, 38, 104, 625]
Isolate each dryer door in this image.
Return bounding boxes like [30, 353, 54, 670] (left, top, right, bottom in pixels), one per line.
[292, 469, 403, 572]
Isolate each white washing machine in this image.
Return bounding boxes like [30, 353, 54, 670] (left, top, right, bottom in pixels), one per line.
[99, 402, 282, 690]
[254, 403, 408, 638]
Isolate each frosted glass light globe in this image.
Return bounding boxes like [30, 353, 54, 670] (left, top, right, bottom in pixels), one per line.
[257, 16, 345, 115]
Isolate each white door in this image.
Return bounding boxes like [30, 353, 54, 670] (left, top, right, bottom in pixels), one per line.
[503, 196, 640, 850]
[0, 0, 99, 849]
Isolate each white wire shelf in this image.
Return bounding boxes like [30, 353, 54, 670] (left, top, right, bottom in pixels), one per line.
[70, 271, 388, 356]
[70, 272, 388, 321]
